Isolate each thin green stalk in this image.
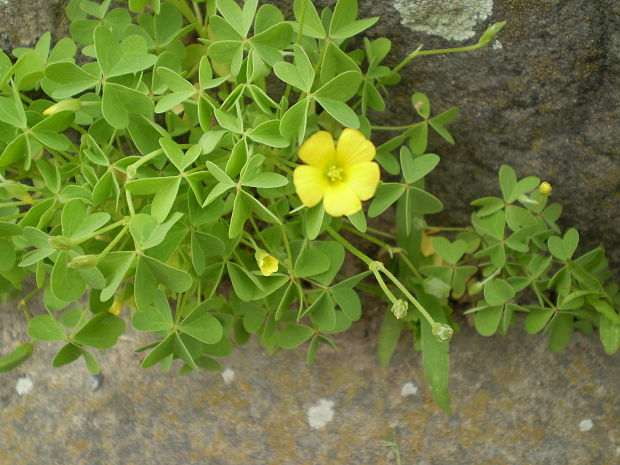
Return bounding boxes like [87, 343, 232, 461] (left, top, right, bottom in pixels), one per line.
[324, 225, 373, 265]
[84, 219, 126, 242]
[370, 123, 417, 131]
[168, 0, 205, 37]
[18, 284, 44, 322]
[341, 224, 396, 253]
[380, 266, 437, 328]
[325, 225, 438, 328]
[417, 43, 486, 57]
[279, 224, 294, 271]
[363, 225, 396, 239]
[387, 41, 487, 82]
[126, 148, 163, 176]
[372, 269, 398, 304]
[398, 252, 423, 280]
[98, 223, 129, 260]
[125, 190, 136, 217]
[425, 225, 474, 232]
[0, 200, 30, 207]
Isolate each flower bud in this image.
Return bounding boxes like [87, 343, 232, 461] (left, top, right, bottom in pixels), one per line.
[67, 254, 99, 269]
[539, 181, 552, 196]
[431, 323, 454, 342]
[43, 99, 81, 116]
[469, 281, 483, 295]
[48, 235, 75, 250]
[517, 193, 538, 205]
[478, 22, 507, 47]
[108, 296, 123, 315]
[391, 299, 409, 319]
[255, 249, 278, 276]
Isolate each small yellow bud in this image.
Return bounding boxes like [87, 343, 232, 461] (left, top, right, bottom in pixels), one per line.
[539, 181, 552, 196]
[108, 296, 123, 315]
[420, 232, 435, 257]
[255, 250, 278, 276]
[43, 99, 81, 116]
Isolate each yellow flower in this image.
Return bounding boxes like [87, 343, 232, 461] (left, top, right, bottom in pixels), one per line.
[255, 250, 278, 276]
[293, 129, 380, 217]
[539, 181, 552, 196]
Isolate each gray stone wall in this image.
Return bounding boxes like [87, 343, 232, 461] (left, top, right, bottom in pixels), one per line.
[0, 0, 618, 274]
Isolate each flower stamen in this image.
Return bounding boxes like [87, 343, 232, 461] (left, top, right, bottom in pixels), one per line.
[325, 165, 344, 183]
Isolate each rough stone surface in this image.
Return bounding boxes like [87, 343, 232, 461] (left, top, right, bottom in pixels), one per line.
[0, 0, 618, 274]
[393, 0, 494, 41]
[0, 0, 68, 51]
[361, 0, 620, 276]
[2, 300, 619, 464]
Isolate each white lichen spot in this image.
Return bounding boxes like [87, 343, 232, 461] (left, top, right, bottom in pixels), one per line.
[15, 375, 33, 396]
[307, 399, 335, 429]
[393, 0, 494, 41]
[492, 40, 503, 50]
[578, 419, 593, 432]
[221, 368, 235, 384]
[0, 0, 8, 6]
[400, 382, 419, 397]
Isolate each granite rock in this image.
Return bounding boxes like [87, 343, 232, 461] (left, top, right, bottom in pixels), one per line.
[1, 298, 619, 464]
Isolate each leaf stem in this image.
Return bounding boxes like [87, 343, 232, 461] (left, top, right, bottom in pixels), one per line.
[325, 225, 438, 328]
[324, 225, 373, 265]
[98, 223, 130, 261]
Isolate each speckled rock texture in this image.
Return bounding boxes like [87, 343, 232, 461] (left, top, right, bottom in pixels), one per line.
[0, 0, 618, 274]
[1, 299, 619, 464]
[0, 0, 68, 51]
[355, 0, 619, 277]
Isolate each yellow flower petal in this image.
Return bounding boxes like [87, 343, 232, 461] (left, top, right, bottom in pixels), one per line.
[293, 165, 326, 207]
[298, 131, 336, 167]
[336, 128, 376, 165]
[346, 162, 380, 201]
[323, 183, 361, 217]
[256, 251, 279, 276]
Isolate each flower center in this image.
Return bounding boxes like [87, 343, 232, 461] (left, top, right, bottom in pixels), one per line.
[325, 165, 344, 183]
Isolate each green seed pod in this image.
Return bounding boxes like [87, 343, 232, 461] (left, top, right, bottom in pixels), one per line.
[478, 21, 507, 47]
[391, 299, 409, 319]
[432, 323, 454, 342]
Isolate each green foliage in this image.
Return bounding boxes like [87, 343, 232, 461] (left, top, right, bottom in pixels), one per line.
[0, 0, 615, 417]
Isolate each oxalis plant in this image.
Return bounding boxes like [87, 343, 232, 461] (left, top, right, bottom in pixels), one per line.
[0, 0, 618, 414]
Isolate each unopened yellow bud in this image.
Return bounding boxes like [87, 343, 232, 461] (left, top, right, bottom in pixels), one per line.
[108, 296, 123, 315]
[255, 249, 278, 276]
[539, 182, 552, 196]
[43, 99, 81, 116]
[420, 232, 435, 257]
